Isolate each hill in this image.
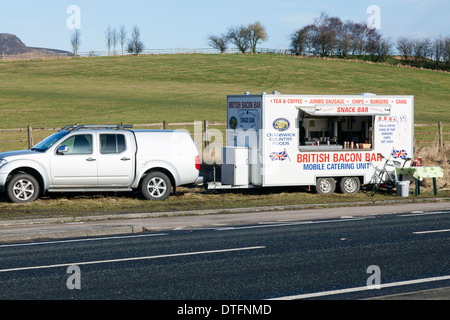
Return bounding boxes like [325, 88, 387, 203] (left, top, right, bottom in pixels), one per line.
[0, 54, 448, 129]
[0, 53, 448, 217]
[0, 33, 28, 54]
[0, 33, 72, 58]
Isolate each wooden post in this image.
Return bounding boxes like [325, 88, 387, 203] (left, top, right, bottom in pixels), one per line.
[203, 120, 210, 151]
[163, 120, 168, 129]
[27, 125, 33, 149]
[438, 121, 443, 151]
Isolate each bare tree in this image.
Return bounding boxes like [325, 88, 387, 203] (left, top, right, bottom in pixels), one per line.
[350, 22, 369, 55]
[208, 34, 229, 53]
[396, 37, 414, 63]
[312, 12, 330, 56]
[365, 33, 391, 62]
[290, 25, 316, 56]
[443, 37, 450, 65]
[434, 36, 443, 65]
[327, 16, 343, 55]
[311, 13, 342, 57]
[303, 25, 316, 56]
[376, 37, 392, 62]
[105, 25, 113, 56]
[112, 27, 118, 55]
[248, 21, 268, 54]
[365, 28, 387, 61]
[70, 29, 81, 56]
[227, 25, 251, 53]
[413, 38, 431, 62]
[127, 26, 144, 55]
[119, 25, 127, 55]
[290, 27, 308, 56]
[337, 20, 355, 57]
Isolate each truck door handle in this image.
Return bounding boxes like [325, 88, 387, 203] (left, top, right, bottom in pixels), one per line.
[121, 157, 131, 161]
[86, 157, 96, 162]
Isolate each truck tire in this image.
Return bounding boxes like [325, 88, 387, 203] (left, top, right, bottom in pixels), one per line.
[316, 177, 336, 195]
[141, 172, 172, 200]
[339, 177, 361, 194]
[6, 173, 40, 203]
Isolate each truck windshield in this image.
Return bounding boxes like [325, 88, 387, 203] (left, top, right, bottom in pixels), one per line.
[31, 131, 70, 152]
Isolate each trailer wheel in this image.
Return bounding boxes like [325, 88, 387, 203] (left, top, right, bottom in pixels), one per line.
[339, 177, 361, 194]
[141, 171, 172, 200]
[6, 173, 40, 203]
[316, 177, 336, 195]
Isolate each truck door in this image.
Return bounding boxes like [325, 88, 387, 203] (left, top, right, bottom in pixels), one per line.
[50, 133, 98, 186]
[97, 133, 134, 186]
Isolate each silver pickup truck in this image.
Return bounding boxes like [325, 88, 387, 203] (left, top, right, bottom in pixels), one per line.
[0, 125, 202, 203]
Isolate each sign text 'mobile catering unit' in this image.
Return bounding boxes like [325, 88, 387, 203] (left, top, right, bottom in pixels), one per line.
[208, 92, 414, 194]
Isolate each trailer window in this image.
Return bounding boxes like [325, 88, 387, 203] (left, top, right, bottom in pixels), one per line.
[298, 111, 373, 151]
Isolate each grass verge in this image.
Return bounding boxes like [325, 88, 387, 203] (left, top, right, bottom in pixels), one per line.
[1, 185, 449, 221]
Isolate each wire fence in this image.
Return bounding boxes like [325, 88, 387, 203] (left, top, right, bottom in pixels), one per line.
[77, 47, 291, 57]
[1, 47, 292, 61]
[0, 121, 448, 156]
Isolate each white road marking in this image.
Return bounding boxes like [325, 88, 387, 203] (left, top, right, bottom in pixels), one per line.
[413, 229, 450, 235]
[215, 217, 369, 231]
[400, 211, 445, 217]
[0, 246, 266, 273]
[268, 275, 450, 300]
[0, 233, 168, 248]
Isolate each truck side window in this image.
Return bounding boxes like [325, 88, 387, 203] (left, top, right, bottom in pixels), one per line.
[100, 134, 126, 154]
[59, 134, 93, 155]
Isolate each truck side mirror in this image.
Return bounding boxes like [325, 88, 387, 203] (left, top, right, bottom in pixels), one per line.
[57, 145, 69, 155]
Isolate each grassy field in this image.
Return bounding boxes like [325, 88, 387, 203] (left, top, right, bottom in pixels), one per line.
[0, 54, 449, 219]
[0, 54, 449, 129]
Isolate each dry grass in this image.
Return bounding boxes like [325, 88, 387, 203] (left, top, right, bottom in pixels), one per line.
[415, 143, 450, 189]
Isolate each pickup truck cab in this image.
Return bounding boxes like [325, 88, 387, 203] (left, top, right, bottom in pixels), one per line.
[0, 125, 202, 203]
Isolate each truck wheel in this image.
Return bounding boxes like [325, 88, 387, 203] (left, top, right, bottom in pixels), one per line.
[6, 173, 40, 203]
[339, 177, 361, 194]
[141, 172, 172, 200]
[316, 177, 336, 195]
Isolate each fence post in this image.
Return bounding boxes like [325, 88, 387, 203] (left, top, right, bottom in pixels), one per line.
[27, 125, 33, 149]
[438, 121, 443, 151]
[163, 120, 168, 129]
[203, 120, 210, 151]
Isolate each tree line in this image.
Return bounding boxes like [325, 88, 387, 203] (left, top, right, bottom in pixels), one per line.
[70, 25, 144, 56]
[208, 13, 449, 71]
[207, 21, 268, 54]
[287, 13, 450, 71]
[71, 13, 449, 71]
[104, 25, 144, 55]
[289, 13, 390, 60]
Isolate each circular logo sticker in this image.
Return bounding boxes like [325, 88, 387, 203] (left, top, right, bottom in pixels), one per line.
[273, 118, 290, 131]
[229, 116, 237, 129]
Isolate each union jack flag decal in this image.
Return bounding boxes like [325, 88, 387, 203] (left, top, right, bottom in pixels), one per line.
[269, 150, 288, 161]
[391, 149, 408, 159]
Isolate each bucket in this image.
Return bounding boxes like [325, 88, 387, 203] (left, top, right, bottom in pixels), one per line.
[396, 181, 410, 197]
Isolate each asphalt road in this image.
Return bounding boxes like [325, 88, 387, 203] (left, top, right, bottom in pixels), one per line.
[0, 206, 449, 302]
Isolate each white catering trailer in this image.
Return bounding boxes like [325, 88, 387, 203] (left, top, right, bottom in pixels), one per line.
[208, 91, 414, 194]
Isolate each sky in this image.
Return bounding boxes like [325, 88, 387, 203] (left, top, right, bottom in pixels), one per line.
[0, 0, 449, 53]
